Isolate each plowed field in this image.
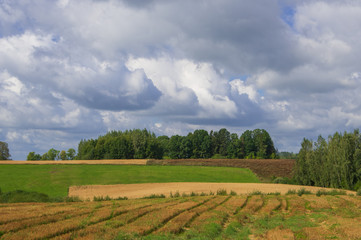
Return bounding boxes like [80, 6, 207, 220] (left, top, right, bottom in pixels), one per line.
[147, 159, 295, 178]
[1, 194, 361, 240]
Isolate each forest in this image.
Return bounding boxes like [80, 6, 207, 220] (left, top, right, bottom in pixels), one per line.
[294, 129, 361, 190]
[76, 128, 277, 160]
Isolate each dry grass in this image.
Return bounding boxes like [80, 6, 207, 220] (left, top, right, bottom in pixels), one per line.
[69, 182, 355, 200]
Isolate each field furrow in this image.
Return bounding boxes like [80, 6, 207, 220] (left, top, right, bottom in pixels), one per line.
[1, 199, 172, 240]
[52, 198, 185, 240]
[258, 196, 282, 214]
[239, 195, 264, 214]
[286, 195, 308, 215]
[1, 193, 361, 240]
[110, 197, 210, 237]
[154, 196, 229, 234]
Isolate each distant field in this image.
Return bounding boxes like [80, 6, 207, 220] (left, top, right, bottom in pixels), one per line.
[0, 165, 259, 197]
[148, 158, 296, 179]
[1, 193, 361, 239]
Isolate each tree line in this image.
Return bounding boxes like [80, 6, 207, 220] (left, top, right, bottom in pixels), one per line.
[27, 148, 76, 161]
[294, 129, 361, 190]
[75, 128, 277, 160]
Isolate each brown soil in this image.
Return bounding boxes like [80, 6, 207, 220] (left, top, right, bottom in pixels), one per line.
[68, 183, 355, 200]
[0, 159, 147, 165]
[147, 159, 295, 178]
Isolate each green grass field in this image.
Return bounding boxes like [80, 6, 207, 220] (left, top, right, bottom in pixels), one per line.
[0, 165, 259, 197]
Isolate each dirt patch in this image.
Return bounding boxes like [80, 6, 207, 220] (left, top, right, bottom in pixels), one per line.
[0, 159, 147, 165]
[68, 183, 355, 200]
[147, 159, 295, 178]
[266, 227, 294, 240]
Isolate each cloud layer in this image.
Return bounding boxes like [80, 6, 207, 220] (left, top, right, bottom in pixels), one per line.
[1, 0, 361, 159]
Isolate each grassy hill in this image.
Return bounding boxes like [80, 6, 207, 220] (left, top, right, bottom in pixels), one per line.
[0, 165, 259, 197]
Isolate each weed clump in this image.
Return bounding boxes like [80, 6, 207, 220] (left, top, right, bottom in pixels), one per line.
[250, 191, 264, 195]
[216, 189, 227, 196]
[93, 195, 111, 201]
[297, 188, 312, 196]
[142, 194, 166, 199]
[267, 192, 281, 196]
[286, 189, 296, 195]
[230, 190, 237, 196]
[316, 189, 346, 197]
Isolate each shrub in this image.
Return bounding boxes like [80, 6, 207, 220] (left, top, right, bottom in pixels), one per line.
[272, 177, 295, 185]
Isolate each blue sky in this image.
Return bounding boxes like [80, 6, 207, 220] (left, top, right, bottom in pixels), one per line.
[1, 0, 361, 160]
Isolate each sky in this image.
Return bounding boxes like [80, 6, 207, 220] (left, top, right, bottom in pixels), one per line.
[1, 0, 361, 160]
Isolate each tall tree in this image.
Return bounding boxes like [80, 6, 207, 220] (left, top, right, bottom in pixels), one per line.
[211, 128, 231, 157]
[67, 148, 76, 160]
[27, 152, 41, 161]
[0, 141, 11, 160]
[60, 150, 67, 160]
[47, 148, 60, 160]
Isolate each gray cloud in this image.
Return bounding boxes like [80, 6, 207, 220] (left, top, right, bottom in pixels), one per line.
[1, 0, 361, 159]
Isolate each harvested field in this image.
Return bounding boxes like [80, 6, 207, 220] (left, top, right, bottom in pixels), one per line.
[0, 159, 147, 165]
[147, 158, 296, 178]
[68, 182, 355, 200]
[1, 194, 361, 239]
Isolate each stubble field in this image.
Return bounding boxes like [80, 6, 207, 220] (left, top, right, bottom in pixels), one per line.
[1, 193, 361, 240]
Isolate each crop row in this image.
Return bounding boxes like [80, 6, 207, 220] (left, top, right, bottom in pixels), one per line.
[1, 194, 361, 239]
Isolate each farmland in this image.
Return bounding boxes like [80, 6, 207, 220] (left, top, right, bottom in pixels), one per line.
[0, 165, 259, 198]
[1, 193, 361, 239]
[147, 158, 295, 179]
